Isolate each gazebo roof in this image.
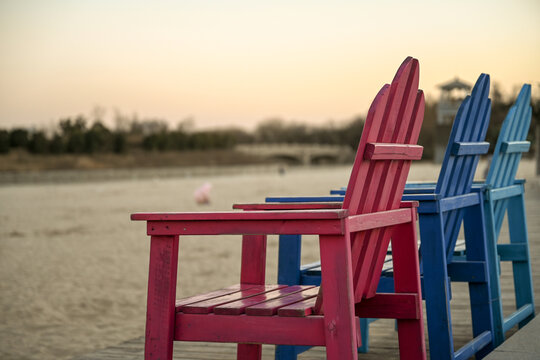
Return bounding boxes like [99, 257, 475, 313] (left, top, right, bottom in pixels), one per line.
[438, 77, 472, 91]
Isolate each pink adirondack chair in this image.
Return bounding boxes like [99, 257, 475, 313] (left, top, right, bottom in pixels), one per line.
[131, 57, 426, 360]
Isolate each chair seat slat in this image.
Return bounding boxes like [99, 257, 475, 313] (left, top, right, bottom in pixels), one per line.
[175, 284, 254, 309]
[245, 287, 320, 316]
[181, 285, 286, 314]
[213, 285, 315, 315]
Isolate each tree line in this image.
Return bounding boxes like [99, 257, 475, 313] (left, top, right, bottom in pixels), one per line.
[0, 114, 366, 155]
[0, 89, 538, 159]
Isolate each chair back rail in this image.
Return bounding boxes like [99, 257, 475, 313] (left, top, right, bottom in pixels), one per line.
[433, 75, 491, 262]
[485, 84, 532, 239]
[342, 57, 425, 300]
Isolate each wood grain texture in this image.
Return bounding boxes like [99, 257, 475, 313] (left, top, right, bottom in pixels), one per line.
[145, 235, 179, 360]
[245, 287, 320, 316]
[214, 286, 315, 315]
[241, 235, 267, 285]
[181, 285, 286, 314]
[363, 143, 423, 160]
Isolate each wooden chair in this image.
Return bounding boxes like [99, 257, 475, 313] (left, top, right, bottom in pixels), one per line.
[268, 74, 496, 359]
[131, 57, 427, 360]
[473, 84, 535, 346]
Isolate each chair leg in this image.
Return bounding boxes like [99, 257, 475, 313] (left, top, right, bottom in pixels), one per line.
[358, 318, 370, 353]
[275, 235, 302, 360]
[145, 235, 179, 360]
[420, 213, 455, 360]
[508, 194, 535, 328]
[320, 234, 358, 360]
[392, 212, 426, 360]
[482, 197, 505, 346]
[464, 202, 495, 357]
[238, 344, 262, 360]
[275, 345, 298, 360]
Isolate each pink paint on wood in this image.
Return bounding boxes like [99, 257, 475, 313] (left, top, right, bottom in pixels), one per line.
[175, 284, 255, 310]
[319, 234, 358, 359]
[132, 209, 348, 221]
[145, 235, 179, 360]
[241, 235, 267, 285]
[277, 297, 317, 317]
[364, 143, 423, 160]
[181, 285, 286, 314]
[175, 313, 327, 346]
[345, 208, 412, 232]
[390, 209, 426, 359]
[245, 287, 320, 316]
[147, 219, 345, 236]
[355, 293, 419, 319]
[214, 286, 315, 315]
[237, 344, 262, 360]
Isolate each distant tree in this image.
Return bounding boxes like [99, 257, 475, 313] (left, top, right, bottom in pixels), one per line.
[9, 128, 29, 148]
[27, 131, 49, 154]
[0, 129, 9, 154]
[49, 134, 65, 154]
[338, 116, 365, 150]
[112, 131, 127, 154]
[417, 100, 436, 160]
[84, 121, 112, 153]
[59, 116, 87, 153]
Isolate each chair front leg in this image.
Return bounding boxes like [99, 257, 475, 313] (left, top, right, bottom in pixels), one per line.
[464, 201, 495, 357]
[507, 193, 535, 328]
[482, 195, 505, 346]
[319, 233, 358, 360]
[392, 209, 426, 360]
[419, 213, 455, 360]
[145, 235, 179, 360]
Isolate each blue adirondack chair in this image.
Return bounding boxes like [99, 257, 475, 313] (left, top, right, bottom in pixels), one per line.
[474, 84, 535, 345]
[268, 74, 497, 359]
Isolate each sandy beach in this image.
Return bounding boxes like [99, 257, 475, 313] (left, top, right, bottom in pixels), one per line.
[0, 160, 537, 360]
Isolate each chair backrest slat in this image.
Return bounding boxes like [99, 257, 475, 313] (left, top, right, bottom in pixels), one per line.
[433, 75, 491, 262]
[341, 57, 425, 300]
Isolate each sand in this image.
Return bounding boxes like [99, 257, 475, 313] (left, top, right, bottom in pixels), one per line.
[0, 160, 537, 360]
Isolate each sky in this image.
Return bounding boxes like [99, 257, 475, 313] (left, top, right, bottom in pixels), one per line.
[1, 0, 539, 130]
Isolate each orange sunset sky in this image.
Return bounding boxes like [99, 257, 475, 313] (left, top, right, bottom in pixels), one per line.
[1, 0, 539, 130]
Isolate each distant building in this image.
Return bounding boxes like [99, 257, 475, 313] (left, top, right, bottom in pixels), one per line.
[435, 78, 472, 162]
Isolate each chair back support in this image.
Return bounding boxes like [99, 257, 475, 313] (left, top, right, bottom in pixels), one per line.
[342, 57, 425, 300]
[434, 74, 491, 262]
[485, 84, 532, 239]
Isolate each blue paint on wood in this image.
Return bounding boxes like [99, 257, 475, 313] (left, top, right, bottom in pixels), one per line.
[450, 141, 490, 156]
[502, 304, 534, 333]
[500, 141, 531, 154]
[447, 261, 487, 282]
[497, 243, 528, 261]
